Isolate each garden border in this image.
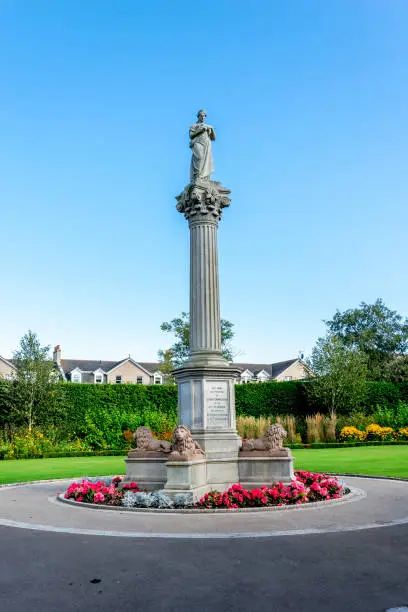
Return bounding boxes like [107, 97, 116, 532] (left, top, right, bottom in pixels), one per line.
[56, 486, 364, 514]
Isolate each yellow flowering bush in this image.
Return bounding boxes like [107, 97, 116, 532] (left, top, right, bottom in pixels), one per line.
[365, 424, 395, 441]
[339, 426, 367, 442]
[396, 427, 408, 441]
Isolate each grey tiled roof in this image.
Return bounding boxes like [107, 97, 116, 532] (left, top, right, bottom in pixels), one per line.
[271, 359, 299, 378]
[60, 359, 122, 373]
[60, 359, 161, 376]
[138, 362, 162, 373]
[232, 363, 273, 376]
[233, 359, 298, 378]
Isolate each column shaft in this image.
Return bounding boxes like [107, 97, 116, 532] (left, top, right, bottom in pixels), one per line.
[189, 220, 221, 356]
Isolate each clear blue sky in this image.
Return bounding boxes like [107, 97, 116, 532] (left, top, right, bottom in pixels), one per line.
[1, 0, 407, 363]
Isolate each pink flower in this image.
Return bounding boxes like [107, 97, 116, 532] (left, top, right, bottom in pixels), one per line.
[94, 492, 105, 503]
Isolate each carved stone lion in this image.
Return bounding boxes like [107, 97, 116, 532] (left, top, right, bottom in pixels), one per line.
[168, 425, 205, 461]
[241, 424, 288, 454]
[132, 426, 172, 454]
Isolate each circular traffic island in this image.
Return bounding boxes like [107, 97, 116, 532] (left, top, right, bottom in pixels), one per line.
[2, 472, 408, 538]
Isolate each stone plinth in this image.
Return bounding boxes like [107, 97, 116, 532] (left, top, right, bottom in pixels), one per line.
[238, 450, 295, 488]
[163, 459, 208, 500]
[124, 454, 168, 491]
[173, 363, 241, 460]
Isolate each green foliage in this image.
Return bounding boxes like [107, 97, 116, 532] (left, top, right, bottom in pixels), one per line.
[325, 298, 408, 379]
[235, 381, 309, 417]
[362, 381, 400, 412]
[307, 334, 368, 414]
[10, 330, 66, 430]
[383, 355, 408, 384]
[61, 383, 177, 449]
[156, 349, 175, 384]
[160, 311, 235, 367]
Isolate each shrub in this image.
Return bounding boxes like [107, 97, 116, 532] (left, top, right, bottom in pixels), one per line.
[397, 427, 408, 441]
[121, 490, 173, 509]
[365, 424, 394, 441]
[339, 426, 367, 442]
[173, 493, 193, 508]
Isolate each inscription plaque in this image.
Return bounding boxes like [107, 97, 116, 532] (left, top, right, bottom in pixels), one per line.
[206, 381, 229, 428]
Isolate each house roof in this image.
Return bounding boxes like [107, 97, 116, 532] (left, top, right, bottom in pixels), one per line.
[0, 355, 16, 368]
[233, 363, 273, 376]
[60, 359, 122, 373]
[271, 359, 299, 378]
[60, 358, 162, 375]
[233, 359, 299, 378]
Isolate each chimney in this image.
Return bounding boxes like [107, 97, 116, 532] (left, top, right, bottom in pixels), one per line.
[53, 345, 61, 364]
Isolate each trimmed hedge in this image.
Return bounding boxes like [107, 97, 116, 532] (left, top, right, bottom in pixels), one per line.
[0, 449, 127, 460]
[235, 381, 309, 417]
[1, 380, 408, 446]
[63, 383, 178, 423]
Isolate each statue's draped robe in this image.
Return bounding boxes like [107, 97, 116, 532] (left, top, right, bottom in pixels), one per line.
[189, 123, 215, 182]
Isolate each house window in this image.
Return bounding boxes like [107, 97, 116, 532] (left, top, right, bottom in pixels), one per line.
[154, 375, 162, 384]
[116, 376, 122, 384]
[72, 373, 81, 383]
[95, 375, 103, 383]
[137, 377, 143, 384]
[284, 376, 292, 381]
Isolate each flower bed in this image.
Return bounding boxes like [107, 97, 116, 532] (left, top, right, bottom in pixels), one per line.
[63, 472, 345, 510]
[64, 477, 139, 505]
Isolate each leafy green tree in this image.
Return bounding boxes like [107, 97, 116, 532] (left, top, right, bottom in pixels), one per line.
[11, 330, 65, 430]
[307, 334, 368, 413]
[156, 349, 176, 384]
[160, 312, 235, 368]
[383, 354, 408, 384]
[0, 378, 13, 439]
[325, 299, 408, 379]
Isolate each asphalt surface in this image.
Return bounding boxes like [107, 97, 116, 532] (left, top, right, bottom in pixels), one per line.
[1, 524, 408, 612]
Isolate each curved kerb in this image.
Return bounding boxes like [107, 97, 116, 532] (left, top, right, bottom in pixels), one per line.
[1, 476, 408, 539]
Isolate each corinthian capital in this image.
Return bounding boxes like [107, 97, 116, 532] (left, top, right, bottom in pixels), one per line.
[176, 180, 231, 222]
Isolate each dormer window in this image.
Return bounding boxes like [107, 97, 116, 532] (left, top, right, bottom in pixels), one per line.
[71, 369, 82, 383]
[95, 375, 103, 383]
[154, 373, 162, 384]
[241, 369, 253, 384]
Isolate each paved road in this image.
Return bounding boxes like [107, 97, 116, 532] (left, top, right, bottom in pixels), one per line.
[1, 524, 408, 612]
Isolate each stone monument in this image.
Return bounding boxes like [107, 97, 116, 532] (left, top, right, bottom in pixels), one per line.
[124, 110, 294, 499]
[167, 110, 242, 495]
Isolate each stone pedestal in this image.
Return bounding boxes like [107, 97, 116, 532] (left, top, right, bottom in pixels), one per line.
[238, 451, 295, 488]
[124, 455, 168, 491]
[163, 459, 208, 500]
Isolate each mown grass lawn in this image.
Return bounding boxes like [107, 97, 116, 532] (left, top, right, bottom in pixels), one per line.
[0, 446, 407, 485]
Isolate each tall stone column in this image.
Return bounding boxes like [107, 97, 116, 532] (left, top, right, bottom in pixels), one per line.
[174, 181, 241, 480]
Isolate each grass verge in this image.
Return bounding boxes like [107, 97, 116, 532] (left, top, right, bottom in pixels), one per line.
[1, 445, 408, 485]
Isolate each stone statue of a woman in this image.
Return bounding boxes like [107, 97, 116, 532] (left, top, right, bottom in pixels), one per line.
[189, 109, 216, 183]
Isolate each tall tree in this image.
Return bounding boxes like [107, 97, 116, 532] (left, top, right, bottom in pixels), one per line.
[325, 299, 408, 379]
[160, 312, 235, 368]
[307, 334, 368, 413]
[383, 354, 408, 385]
[11, 331, 65, 430]
[156, 349, 176, 384]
